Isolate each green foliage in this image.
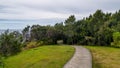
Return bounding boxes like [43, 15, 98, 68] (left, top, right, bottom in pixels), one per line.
[64, 15, 76, 25]
[64, 15, 76, 44]
[22, 10, 120, 47]
[31, 25, 47, 41]
[111, 32, 120, 47]
[0, 30, 21, 57]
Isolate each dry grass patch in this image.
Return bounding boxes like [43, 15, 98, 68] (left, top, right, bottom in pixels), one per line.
[85, 46, 120, 68]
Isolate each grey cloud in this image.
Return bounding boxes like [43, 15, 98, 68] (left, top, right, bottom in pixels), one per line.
[0, 10, 21, 14]
[21, 3, 95, 15]
[0, 5, 21, 14]
[19, 0, 120, 16]
[0, 5, 8, 9]
[0, 0, 120, 20]
[0, 0, 120, 29]
[100, 2, 120, 10]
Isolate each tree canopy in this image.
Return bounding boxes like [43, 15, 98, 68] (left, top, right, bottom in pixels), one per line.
[21, 10, 120, 47]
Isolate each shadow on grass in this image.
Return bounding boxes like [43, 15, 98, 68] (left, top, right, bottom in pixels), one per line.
[93, 61, 102, 68]
[91, 52, 102, 68]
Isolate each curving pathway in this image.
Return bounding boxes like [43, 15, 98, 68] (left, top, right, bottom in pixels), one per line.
[64, 46, 92, 68]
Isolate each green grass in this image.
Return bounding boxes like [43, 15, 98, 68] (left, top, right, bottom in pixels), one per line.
[85, 46, 120, 68]
[3, 45, 75, 68]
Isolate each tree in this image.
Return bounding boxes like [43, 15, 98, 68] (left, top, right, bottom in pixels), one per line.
[64, 15, 76, 44]
[54, 22, 64, 41]
[46, 26, 57, 44]
[21, 10, 120, 47]
[73, 20, 86, 44]
[30, 25, 47, 41]
[22, 25, 30, 42]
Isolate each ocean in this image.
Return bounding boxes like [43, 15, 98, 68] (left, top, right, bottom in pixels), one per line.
[0, 29, 22, 34]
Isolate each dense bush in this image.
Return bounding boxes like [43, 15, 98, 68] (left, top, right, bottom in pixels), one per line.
[0, 30, 21, 57]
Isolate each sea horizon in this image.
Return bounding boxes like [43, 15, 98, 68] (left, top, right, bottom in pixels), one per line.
[0, 29, 22, 34]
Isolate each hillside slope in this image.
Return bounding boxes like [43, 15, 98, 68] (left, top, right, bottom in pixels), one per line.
[4, 45, 74, 68]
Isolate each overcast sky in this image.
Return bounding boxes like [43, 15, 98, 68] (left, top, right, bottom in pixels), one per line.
[0, 0, 120, 29]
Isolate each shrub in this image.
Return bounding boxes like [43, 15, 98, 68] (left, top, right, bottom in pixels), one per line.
[26, 42, 38, 49]
[0, 30, 21, 57]
[111, 32, 120, 47]
[37, 41, 44, 45]
[25, 41, 43, 49]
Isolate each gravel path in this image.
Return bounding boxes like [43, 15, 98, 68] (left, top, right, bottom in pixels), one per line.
[64, 46, 92, 68]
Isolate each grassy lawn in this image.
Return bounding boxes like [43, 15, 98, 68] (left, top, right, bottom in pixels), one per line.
[85, 46, 120, 68]
[3, 45, 75, 68]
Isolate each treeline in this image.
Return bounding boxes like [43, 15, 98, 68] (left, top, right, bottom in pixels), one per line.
[0, 9, 120, 57]
[23, 10, 120, 46]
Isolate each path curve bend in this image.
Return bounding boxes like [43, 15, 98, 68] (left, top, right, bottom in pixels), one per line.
[64, 46, 92, 68]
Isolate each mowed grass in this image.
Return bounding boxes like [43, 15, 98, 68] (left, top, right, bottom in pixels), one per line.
[4, 45, 75, 68]
[85, 46, 120, 68]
